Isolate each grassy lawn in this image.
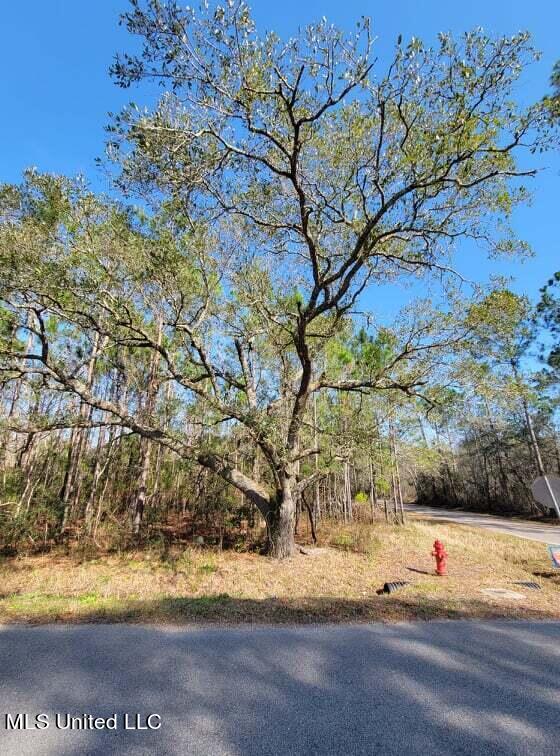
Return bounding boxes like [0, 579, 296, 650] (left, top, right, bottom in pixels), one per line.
[0, 518, 558, 624]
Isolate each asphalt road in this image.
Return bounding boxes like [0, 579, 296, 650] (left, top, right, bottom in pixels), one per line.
[1, 621, 560, 755]
[407, 504, 560, 545]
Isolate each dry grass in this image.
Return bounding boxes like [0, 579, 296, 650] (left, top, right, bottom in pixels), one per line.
[0, 517, 558, 624]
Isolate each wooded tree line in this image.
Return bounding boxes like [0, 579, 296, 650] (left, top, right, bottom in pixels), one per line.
[0, 2, 558, 556]
[415, 286, 560, 516]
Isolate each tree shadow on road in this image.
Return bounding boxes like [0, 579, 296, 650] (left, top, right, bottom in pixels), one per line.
[1, 614, 559, 755]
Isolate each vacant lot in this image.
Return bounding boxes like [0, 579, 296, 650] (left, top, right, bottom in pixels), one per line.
[0, 519, 558, 624]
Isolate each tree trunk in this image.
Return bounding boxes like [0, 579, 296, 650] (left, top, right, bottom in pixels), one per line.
[133, 436, 152, 535]
[60, 426, 78, 529]
[393, 440, 405, 525]
[521, 397, 545, 477]
[61, 333, 101, 530]
[132, 321, 162, 534]
[84, 426, 108, 532]
[313, 393, 321, 521]
[268, 477, 296, 558]
[369, 458, 377, 523]
[303, 490, 318, 543]
[196, 452, 298, 558]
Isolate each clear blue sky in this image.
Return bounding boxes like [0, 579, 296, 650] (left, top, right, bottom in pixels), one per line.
[1, 1, 559, 315]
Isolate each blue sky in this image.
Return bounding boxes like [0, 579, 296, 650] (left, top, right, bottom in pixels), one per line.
[1, 1, 559, 316]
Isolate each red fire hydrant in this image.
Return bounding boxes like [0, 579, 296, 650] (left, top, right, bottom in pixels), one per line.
[432, 539, 448, 576]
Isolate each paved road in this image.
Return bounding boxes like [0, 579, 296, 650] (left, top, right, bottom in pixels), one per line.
[407, 504, 560, 545]
[1, 621, 560, 755]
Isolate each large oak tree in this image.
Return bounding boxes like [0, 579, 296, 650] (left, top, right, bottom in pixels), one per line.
[0, 1, 552, 556]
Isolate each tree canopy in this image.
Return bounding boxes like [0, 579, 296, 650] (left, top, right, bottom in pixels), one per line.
[0, 1, 557, 555]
